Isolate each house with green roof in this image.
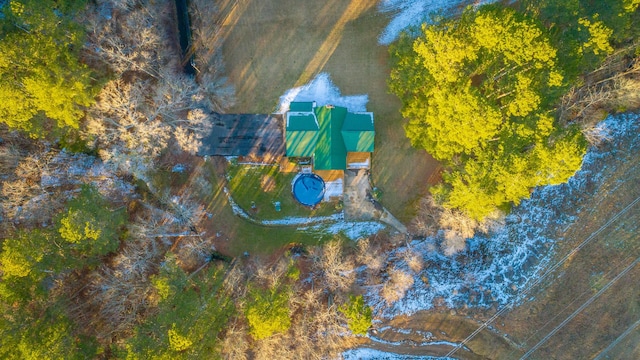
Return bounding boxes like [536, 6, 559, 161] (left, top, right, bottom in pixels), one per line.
[285, 102, 374, 195]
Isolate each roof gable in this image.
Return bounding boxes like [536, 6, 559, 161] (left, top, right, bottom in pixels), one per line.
[286, 111, 319, 157]
[289, 102, 315, 112]
[341, 130, 374, 152]
[341, 112, 374, 152]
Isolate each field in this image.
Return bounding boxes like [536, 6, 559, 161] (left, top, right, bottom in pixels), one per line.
[356, 116, 640, 359]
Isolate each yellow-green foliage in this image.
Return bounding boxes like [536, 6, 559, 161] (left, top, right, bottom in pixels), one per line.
[168, 325, 193, 352]
[623, 0, 640, 12]
[121, 259, 233, 358]
[0, 0, 97, 135]
[55, 185, 125, 258]
[0, 240, 42, 278]
[339, 295, 372, 335]
[578, 17, 614, 56]
[245, 286, 291, 340]
[390, 5, 587, 220]
[152, 275, 172, 301]
[58, 214, 102, 243]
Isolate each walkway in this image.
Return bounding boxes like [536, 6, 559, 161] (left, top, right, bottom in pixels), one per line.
[343, 169, 408, 234]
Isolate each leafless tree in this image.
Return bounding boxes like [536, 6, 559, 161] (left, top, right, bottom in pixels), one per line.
[381, 268, 414, 305]
[85, 1, 166, 77]
[86, 75, 209, 161]
[312, 240, 355, 294]
[220, 324, 249, 360]
[355, 238, 385, 285]
[402, 248, 424, 274]
[190, 0, 236, 111]
[409, 196, 441, 237]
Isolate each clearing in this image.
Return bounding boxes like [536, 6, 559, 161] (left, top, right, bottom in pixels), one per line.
[215, 0, 440, 221]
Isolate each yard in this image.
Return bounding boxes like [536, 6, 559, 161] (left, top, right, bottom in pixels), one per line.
[214, 0, 440, 221]
[226, 163, 339, 220]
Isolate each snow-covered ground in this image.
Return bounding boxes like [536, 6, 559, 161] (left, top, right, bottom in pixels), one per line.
[299, 220, 386, 240]
[277, 73, 369, 114]
[367, 113, 640, 317]
[343, 348, 456, 360]
[377, 0, 497, 45]
[324, 178, 344, 201]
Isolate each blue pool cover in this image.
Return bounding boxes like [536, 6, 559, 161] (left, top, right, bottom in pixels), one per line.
[292, 174, 325, 207]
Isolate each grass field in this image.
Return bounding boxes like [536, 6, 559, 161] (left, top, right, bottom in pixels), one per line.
[216, 0, 440, 221]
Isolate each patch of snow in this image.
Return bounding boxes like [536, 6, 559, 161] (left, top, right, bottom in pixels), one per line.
[347, 159, 370, 169]
[262, 213, 344, 226]
[369, 333, 468, 349]
[300, 220, 386, 240]
[367, 112, 640, 317]
[377, 0, 498, 45]
[277, 73, 369, 114]
[343, 348, 455, 359]
[324, 178, 344, 201]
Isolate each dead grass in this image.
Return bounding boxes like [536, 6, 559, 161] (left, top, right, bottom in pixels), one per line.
[216, 0, 440, 222]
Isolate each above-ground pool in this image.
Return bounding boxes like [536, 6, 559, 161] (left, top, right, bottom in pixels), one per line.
[292, 173, 325, 207]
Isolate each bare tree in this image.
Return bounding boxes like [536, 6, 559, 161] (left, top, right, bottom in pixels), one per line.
[220, 324, 249, 360]
[312, 240, 355, 294]
[86, 77, 209, 160]
[85, 1, 166, 77]
[409, 196, 441, 237]
[355, 238, 385, 285]
[190, 0, 236, 111]
[381, 268, 414, 305]
[402, 248, 424, 274]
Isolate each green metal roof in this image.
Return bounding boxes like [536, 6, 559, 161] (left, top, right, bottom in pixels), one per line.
[341, 130, 375, 152]
[314, 106, 347, 170]
[342, 112, 374, 131]
[289, 102, 315, 112]
[286, 113, 317, 130]
[286, 113, 318, 157]
[285, 104, 375, 170]
[286, 130, 318, 157]
[341, 112, 374, 152]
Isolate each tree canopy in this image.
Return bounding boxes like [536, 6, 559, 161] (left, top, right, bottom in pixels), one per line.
[0, 0, 96, 135]
[390, 5, 588, 220]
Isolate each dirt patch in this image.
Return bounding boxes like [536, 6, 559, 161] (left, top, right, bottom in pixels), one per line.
[260, 174, 276, 192]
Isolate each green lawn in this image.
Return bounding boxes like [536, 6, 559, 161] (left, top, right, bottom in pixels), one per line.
[226, 163, 339, 220]
[199, 161, 341, 257]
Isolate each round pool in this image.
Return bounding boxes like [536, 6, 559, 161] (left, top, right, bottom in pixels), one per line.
[292, 173, 325, 207]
